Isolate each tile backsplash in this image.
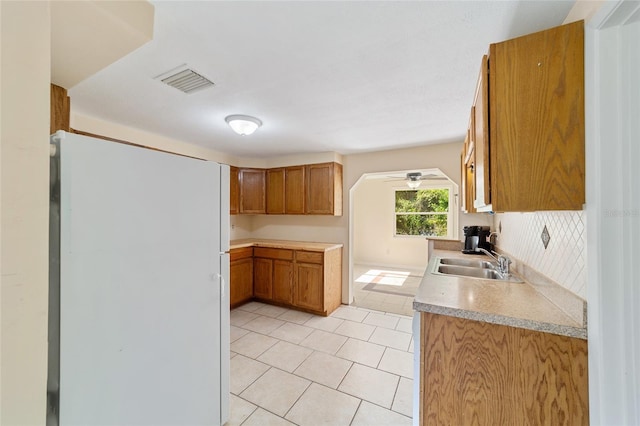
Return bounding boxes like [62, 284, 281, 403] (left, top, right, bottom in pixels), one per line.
[494, 211, 586, 299]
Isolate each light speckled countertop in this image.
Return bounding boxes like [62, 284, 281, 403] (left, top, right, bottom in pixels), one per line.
[230, 238, 343, 252]
[413, 249, 587, 339]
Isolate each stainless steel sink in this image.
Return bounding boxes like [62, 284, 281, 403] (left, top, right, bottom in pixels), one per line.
[438, 257, 496, 269]
[431, 257, 523, 283]
[437, 265, 503, 279]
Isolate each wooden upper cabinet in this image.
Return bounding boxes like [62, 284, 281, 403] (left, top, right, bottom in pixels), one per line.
[51, 84, 70, 134]
[305, 162, 343, 216]
[230, 166, 239, 215]
[473, 55, 490, 210]
[461, 127, 476, 214]
[239, 168, 266, 214]
[266, 168, 285, 214]
[285, 166, 305, 214]
[460, 148, 466, 213]
[488, 20, 585, 211]
[232, 162, 342, 216]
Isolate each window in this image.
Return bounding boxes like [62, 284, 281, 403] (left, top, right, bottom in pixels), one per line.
[395, 187, 451, 237]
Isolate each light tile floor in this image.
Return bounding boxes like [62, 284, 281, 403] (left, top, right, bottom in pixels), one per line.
[228, 302, 414, 426]
[351, 264, 424, 316]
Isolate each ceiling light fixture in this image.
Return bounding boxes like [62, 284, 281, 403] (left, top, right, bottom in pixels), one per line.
[225, 115, 262, 136]
[407, 180, 421, 189]
[406, 172, 422, 189]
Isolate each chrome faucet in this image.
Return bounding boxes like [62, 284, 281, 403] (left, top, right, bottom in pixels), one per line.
[475, 247, 512, 276]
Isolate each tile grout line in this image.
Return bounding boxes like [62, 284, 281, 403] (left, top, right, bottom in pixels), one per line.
[348, 399, 364, 426]
[376, 346, 388, 370]
[280, 379, 313, 425]
[232, 394, 259, 426]
[232, 362, 272, 398]
[231, 305, 414, 424]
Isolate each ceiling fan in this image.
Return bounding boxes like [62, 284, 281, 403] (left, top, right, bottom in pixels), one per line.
[387, 172, 448, 189]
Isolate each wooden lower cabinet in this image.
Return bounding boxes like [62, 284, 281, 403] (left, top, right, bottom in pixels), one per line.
[253, 247, 294, 304]
[272, 260, 294, 304]
[293, 249, 342, 315]
[230, 247, 253, 308]
[253, 257, 273, 300]
[420, 312, 589, 425]
[294, 262, 324, 312]
[229, 244, 342, 315]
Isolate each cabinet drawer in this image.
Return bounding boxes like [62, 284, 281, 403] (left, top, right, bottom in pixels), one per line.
[296, 250, 323, 264]
[230, 247, 253, 261]
[254, 247, 294, 261]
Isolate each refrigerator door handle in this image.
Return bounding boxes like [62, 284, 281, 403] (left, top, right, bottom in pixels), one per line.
[217, 272, 226, 299]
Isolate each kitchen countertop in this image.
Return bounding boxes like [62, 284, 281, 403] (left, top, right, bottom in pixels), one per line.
[230, 238, 343, 252]
[413, 249, 587, 339]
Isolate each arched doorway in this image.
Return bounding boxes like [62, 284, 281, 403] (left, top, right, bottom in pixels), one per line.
[349, 168, 458, 315]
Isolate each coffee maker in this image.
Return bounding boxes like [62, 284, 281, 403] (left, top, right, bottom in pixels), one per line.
[462, 226, 492, 254]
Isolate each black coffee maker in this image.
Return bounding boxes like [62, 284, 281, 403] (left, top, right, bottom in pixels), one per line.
[462, 226, 492, 254]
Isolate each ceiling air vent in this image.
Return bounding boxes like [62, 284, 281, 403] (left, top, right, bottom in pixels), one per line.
[156, 66, 214, 94]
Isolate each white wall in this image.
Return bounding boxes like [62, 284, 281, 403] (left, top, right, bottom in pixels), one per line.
[0, 2, 51, 423]
[353, 179, 429, 270]
[584, 2, 640, 423]
[72, 113, 237, 165]
[351, 149, 492, 272]
[249, 215, 345, 245]
[230, 215, 253, 240]
[353, 178, 444, 271]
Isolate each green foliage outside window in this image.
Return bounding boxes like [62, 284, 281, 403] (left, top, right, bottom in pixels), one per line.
[395, 189, 449, 236]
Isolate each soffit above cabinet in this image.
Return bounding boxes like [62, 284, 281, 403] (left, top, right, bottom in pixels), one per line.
[51, 1, 154, 89]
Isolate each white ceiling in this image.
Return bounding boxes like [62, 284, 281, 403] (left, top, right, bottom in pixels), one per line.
[69, 1, 575, 158]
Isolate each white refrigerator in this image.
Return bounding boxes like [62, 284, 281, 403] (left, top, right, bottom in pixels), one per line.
[47, 131, 230, 425]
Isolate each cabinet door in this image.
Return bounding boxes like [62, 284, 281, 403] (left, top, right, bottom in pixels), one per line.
[230, 166, 239, 215]
[285, 166, 305, 214]
[473, 55, 490, 210]
[239, 168, 266, 214]
[489, 21, 584, 211]
[253, 258, 273, 300]
[305, 162, 342, 216]
[294, 263, 324, 312]
[461, 147, 466, 213]
[272, 260, 293, 304]
[462, 123, 476, 214]
[420, 312, 588, 425]
[266, 168, 285, 214]
[230, 258, 253, 307]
